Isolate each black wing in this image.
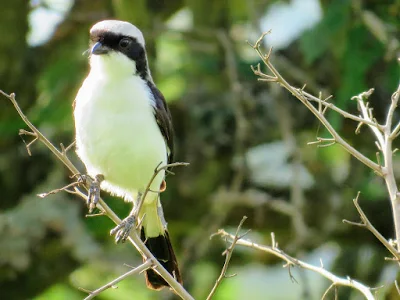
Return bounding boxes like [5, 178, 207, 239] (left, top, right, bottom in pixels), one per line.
[147, 81, 174, 164]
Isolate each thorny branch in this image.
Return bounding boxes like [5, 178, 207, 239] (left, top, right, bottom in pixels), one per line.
[216, 229, 375, 300]
[0, 90, 194, 300]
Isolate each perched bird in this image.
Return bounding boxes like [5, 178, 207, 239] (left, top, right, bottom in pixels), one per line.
[73, 20, 181, 290]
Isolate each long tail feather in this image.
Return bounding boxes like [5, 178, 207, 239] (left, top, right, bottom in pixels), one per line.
[141, 229, 182, 289]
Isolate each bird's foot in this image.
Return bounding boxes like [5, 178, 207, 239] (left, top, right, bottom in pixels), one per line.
[110, 214, 136, 243]
[83, 174, 104, 213]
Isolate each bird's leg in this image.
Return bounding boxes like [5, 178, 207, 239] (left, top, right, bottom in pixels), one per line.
[84, 174, 104, 213]
[110, 192, 142, 243]
[110, 179, 166, 243]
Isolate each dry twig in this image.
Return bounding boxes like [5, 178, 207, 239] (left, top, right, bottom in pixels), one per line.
[83, 259, 153, 300]
[343, 192, 400, 262]
[321, 283, 338, 300]
[216, 229, 375, 300]
[207, 216, 249, 300]
[37, 181, 81, 198]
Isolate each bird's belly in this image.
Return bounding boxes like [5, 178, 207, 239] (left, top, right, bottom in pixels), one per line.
[87, 113, 165, 191]
[75, 79, 167, 200]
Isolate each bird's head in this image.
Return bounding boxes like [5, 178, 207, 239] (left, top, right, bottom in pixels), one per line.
[88, 20, 150, 80]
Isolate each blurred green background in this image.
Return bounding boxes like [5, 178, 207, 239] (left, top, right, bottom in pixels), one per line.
[0, 0, 399, 299]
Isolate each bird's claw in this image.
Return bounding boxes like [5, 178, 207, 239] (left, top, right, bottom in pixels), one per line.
[110, 215, 136, 243]
[85, 174, 104, 213]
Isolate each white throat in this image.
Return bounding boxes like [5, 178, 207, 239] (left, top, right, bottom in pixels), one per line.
[90, 52, 137, 79]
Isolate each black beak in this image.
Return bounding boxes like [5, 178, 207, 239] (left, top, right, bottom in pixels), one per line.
[91, 42, 109, 55]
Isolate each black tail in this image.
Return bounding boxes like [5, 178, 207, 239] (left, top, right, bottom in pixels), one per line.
[141, 229, 182, 290]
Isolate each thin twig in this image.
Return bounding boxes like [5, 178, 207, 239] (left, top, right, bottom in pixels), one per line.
[386, 84, 400, 134]
[304, 91, 382, 129]
[351, 89, 385, 149]
[110, 161, 189, 242]
[392, 122, 400, 139]
[307, 137, 336, 148]
[37, 181, 81, 198]
[84, 259, 153, 300]
[206, 216, 249, 300]
[61, 141, 76, 155]
[343, 192, 400, 261]
[136, 162, 189, 219]
[321, 283, 337, 300]
[395, 280, 400, 295]
[216, 230, 374, 300]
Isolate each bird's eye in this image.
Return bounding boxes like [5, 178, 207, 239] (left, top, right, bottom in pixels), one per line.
[119, 38, 130, 48]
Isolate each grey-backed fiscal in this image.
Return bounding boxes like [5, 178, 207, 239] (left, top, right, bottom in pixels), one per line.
[73, 20, 181, 290]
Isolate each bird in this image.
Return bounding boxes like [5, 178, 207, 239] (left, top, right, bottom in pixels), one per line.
[73, 20, 182, 290]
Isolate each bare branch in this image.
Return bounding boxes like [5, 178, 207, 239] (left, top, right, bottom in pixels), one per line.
[249, 36, 383, 176]
[216, 229, 374, 300]
[207, 216, 248, 300]
[321, 283, 338, 300]
[85, 211, 106, 218]
[250, 33, 400, 254]
[136, 161, 189, 220]
[60, 141, 76, 156]
[307, 137, 336, 148]
[386, 83, 400, 132]
[395, 280, 400, 295]
[378, 82, 400, 251]
[84, 259, 153, 300]
[343, 193, 400, 261]
[110, 161, 189, 243]
[37, 181, 81, 198]
[392, 122, 400, 139]
[351, 89, 385, 148]
[304, 91, 382, 129]
[389, 84, 400, 139]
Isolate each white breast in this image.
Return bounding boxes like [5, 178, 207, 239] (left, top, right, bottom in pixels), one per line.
[74, 67, 167, 202]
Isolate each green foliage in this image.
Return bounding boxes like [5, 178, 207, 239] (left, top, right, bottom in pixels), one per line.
[35, 284, 83, 300]
[156, 34, 189, 101]
[300, 0, 351, 65]
[336, 25, 384, 108]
